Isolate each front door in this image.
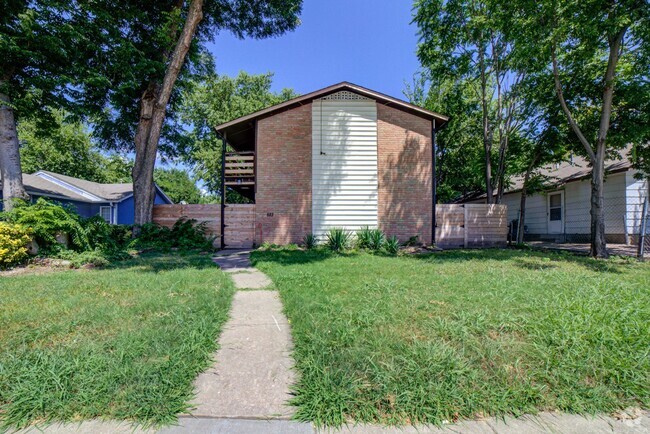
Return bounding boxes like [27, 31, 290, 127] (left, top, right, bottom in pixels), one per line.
[547, 192, 564, 234]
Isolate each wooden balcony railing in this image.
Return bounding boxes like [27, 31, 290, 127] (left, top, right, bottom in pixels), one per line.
[224, 152, 255, 186]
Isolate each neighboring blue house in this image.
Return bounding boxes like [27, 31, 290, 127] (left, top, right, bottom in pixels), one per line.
[0, 171, 172, 224]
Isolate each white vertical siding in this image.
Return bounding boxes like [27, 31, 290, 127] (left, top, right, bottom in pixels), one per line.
[485, 171, 630, 238]
[625, 170, 649, 236]
[312, 97, 378, 238]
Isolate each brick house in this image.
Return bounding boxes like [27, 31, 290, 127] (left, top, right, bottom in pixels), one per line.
[215, 82, 449, 247]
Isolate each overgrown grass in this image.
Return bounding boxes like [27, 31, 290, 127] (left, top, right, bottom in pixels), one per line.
[0, 252, 234, 430]
[252, 248, 650, 427]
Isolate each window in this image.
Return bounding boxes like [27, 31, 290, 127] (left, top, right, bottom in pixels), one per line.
[99, 206, 112, 223]
[548, 193, 562, 221]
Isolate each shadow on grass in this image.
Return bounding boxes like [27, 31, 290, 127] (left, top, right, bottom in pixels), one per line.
[253, 246, 626, 274]
[106, 251, 218, 273]
[251, 248, 358, 267]
[407, 247, 624, 274]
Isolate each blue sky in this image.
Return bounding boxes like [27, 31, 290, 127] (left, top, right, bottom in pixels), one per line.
[205, 1, 422, 100]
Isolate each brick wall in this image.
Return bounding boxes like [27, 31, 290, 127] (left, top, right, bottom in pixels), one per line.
[256, 104, 312, 244]
[377, 104, 433, 244]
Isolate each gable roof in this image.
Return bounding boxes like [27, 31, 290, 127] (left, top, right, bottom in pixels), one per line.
[460, 147, 635, 202]
[214, 81, 450, 133]
[1, 171, 172, 204]
[20, 173, 92, 202]
[36, 171, 134, 201]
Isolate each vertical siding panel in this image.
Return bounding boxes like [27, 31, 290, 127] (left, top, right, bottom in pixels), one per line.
[312, 98, 378, 237]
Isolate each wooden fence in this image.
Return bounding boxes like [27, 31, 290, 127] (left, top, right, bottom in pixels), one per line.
[436, 204, 508, 248]
[152, 204, 255, 249]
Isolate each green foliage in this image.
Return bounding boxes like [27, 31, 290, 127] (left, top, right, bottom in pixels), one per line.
[0, 222, 32, 268]
[180, 71, 298, 196]
[133, 218, 214, 251]
[1, 199, 90, 252]
[0, 253, 234, 429]
[325, 228, 352, 253]
[80, 216, 131, 253]
[302, 233, 316, 250]
[356, 227, 386, 252]
[153, 167, 202, 204]
[384, 236, 400, 255]
[355, 227, 372, 249]
[253, 249, 650, 426]
[79, 2, 303, 159]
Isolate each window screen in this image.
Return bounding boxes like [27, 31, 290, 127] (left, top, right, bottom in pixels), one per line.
[99, 206, 112, 223]
[549, 193, 562, 208]
[549, 194, 562, 221]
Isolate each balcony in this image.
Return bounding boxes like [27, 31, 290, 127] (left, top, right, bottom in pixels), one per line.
[224, 152, 255, 200]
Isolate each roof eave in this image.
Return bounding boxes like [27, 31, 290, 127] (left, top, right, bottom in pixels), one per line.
[214, 82, 449, 132]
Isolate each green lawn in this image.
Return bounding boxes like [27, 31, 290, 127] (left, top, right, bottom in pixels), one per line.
[0, 252, 234, 430]
[252, 248, 650, 426]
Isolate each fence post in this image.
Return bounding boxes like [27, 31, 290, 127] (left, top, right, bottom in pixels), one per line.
[638, 197, 648, 260]
[463, 204, 468, 248]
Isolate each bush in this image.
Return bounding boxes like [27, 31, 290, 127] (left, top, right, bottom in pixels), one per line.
[80, 216, 131, 253]
[302, 233, 317, 249]
[1, 198, 89, 252]
[367, 229, 386, 251]
[356, 227, 385, 252]
[385, 235, 400, 255]
[326, 228, 352, 252]
[355, 227, 372, 249]
[132, 218, 214, 251]
[0, 222, 32, 268]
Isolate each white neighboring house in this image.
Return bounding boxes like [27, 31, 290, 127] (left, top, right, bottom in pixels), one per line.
[463, 149, 649, 244]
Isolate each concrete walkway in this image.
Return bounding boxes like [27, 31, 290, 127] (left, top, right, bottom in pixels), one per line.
[186, 250, 293, 418]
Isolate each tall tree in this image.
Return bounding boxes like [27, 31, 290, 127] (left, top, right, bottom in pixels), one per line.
[0, 1, 92, 209]
[414, 0, 527, 204]
[180, 71, 298, 197]
[18, 110, 106, 182]
[515, 0, 650, 257]
[406, 76, 485, 202]
[82, 0, 302, 226]
[153, 167, 202, 204]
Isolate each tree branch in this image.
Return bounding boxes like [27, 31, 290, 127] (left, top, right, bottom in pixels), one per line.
[551, 45, 595, 162]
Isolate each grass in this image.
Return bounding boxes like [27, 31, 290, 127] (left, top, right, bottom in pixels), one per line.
[0, 252, 234, 430]
[251, 248, 650, 427]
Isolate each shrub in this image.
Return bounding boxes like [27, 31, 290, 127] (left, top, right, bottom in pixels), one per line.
[355, 227, 372, 249]
[326, 228, 352, 252]
[132, 218, 214, 251]
[356, 227, 385, 252]
[368, 229, 386, 251]
[0, 222, 32, 268]
[1, 198, 89, 252]
[302, 233, 317, 249]
[80, 216, 131, 252]
[385, 235, 400, 255]
[404, 235, 420, 246]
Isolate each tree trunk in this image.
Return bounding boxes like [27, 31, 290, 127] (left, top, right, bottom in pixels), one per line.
[0, 87, 28, 210]
[132, 0, 204, 226]
[551, 26, 625, 258]
[478, 44, 493, 204]
[590, 154, 608, 257]
[517, 156, 538, 244]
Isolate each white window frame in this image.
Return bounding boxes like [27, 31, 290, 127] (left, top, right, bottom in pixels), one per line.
[99, 206, 112, 224]
[547, 191, 564, 234]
